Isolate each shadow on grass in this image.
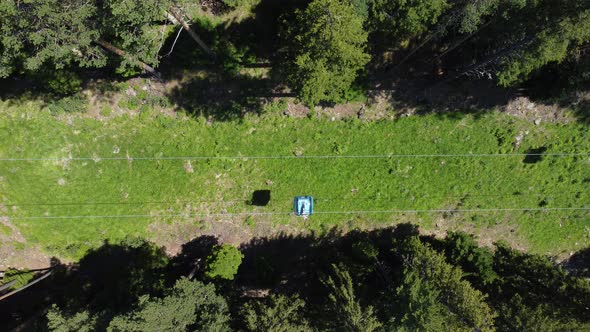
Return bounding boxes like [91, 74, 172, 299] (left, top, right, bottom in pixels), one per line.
[563, 247, 590, 278]
[368, 41, 590, 125]
[0, 238, 169, 331]
[166, 72, 292, 121]
[0, 76, 122, 115]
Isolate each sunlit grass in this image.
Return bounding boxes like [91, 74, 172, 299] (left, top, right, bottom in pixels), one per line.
[0, 104, 588, 259]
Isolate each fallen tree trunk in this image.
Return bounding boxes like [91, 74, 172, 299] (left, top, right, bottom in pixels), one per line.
[432, 36, 535, 87]
[167, 8, 215, 59]
[0, 270, 52, 302]
[96, 39, 160, 77]
[0, 280, 16, 292]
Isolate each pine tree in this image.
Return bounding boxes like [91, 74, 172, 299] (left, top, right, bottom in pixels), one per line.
[286, 0, 370, 106]
[389, 236, 497, 332]
[46, 307, 97, 332]
[0, 0, 105, 77]
[205, 244, 244, 280]
[0, 0, 185, 79]
[369, 0, 449, 42]
[322, 264, 382, 332]
[107, 278, 231, 332]
[242, 294, 312, 332]
[497, 5, 590, 86]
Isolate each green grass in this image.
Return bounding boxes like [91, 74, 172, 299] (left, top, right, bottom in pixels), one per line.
[0, 103, 588, 259]
[2, 268, 34, 290]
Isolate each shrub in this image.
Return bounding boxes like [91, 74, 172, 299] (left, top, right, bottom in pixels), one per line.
[445, 232, 498, 286]
[45, 70, 83, 95]
[47, 94, 88, 113]
[205, 244, 244, 280]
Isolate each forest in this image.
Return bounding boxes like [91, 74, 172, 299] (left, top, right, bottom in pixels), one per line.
[1, 0, 589, 105]
[0, 0, 589, 331]
[2, 227, 590, 331]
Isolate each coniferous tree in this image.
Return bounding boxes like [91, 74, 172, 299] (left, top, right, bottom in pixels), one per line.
[497, 5, 590, 86]
[205, 244, 244, 280]
[242, 294, 312, 332]
[286, 0, 370, 106]
[322, 264, 382, 332]
[107, 278, 231, 332]
[388, 236, 496, 332]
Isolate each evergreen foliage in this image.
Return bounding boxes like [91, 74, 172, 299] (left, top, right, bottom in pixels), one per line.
[107, 278, 231, 332]
[36, 230, 590, 332]
[1, 0, 589, 92]
[322, 264, 382, 332]
[0, 0, 173, 79]
[0, 0, 104, 77]
[286, 0, 370, 106]
[493, 241, 590, 324]
[498, 6, 590, 86]
[242, 294, 311, 332]
[205, 244, 244, 280]
[370, 0, 449, 40]
[46, 308, 98, 332]
[445, 232, 498, 286]
[391, 236, 496, 332]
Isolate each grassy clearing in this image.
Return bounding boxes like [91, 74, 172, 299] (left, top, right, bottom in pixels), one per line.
[0, 102, 589, 259]
[0, 222, 11, 236]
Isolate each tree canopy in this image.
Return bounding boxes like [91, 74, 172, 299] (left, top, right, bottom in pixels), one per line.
[205, 244, 244, 280]
[241, 294, 312, 332]
[107, 278, 231, 332]
[29, 229, 590, 332]
[286, 0, 370, 106]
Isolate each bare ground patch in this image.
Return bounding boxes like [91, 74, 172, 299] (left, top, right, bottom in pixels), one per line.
[503, 97, 574, 124]
[423, 212, 528, 252]
[0, 217, 50, 270]
[148, 215, 302, 256]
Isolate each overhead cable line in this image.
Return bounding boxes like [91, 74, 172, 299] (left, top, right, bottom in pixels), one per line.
[9, 207, 590, 220]
[3, 190, 585, 207]
[0, 152, 588, 162]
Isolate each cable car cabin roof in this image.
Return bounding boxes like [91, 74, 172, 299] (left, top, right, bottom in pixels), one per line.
[294, 196, 313, 216]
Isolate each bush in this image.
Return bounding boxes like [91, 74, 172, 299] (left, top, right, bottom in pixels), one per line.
[221, 0, 248, 8]
[46, 70, 83, 95]
[205, 244, 244, 280]
[445, 232, 497, 286]
[46, 94, 88, 114]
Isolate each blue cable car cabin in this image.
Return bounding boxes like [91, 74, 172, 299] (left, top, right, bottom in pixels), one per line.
[294, 196, 314, 216]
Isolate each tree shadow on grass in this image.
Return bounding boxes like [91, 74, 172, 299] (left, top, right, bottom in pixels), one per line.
[166, 72, 292, 121]
[168, 235, 219, 280]
[563, 247, 590, 278]
[0, 238, 170, 331]
[370, 59, 590, 125]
